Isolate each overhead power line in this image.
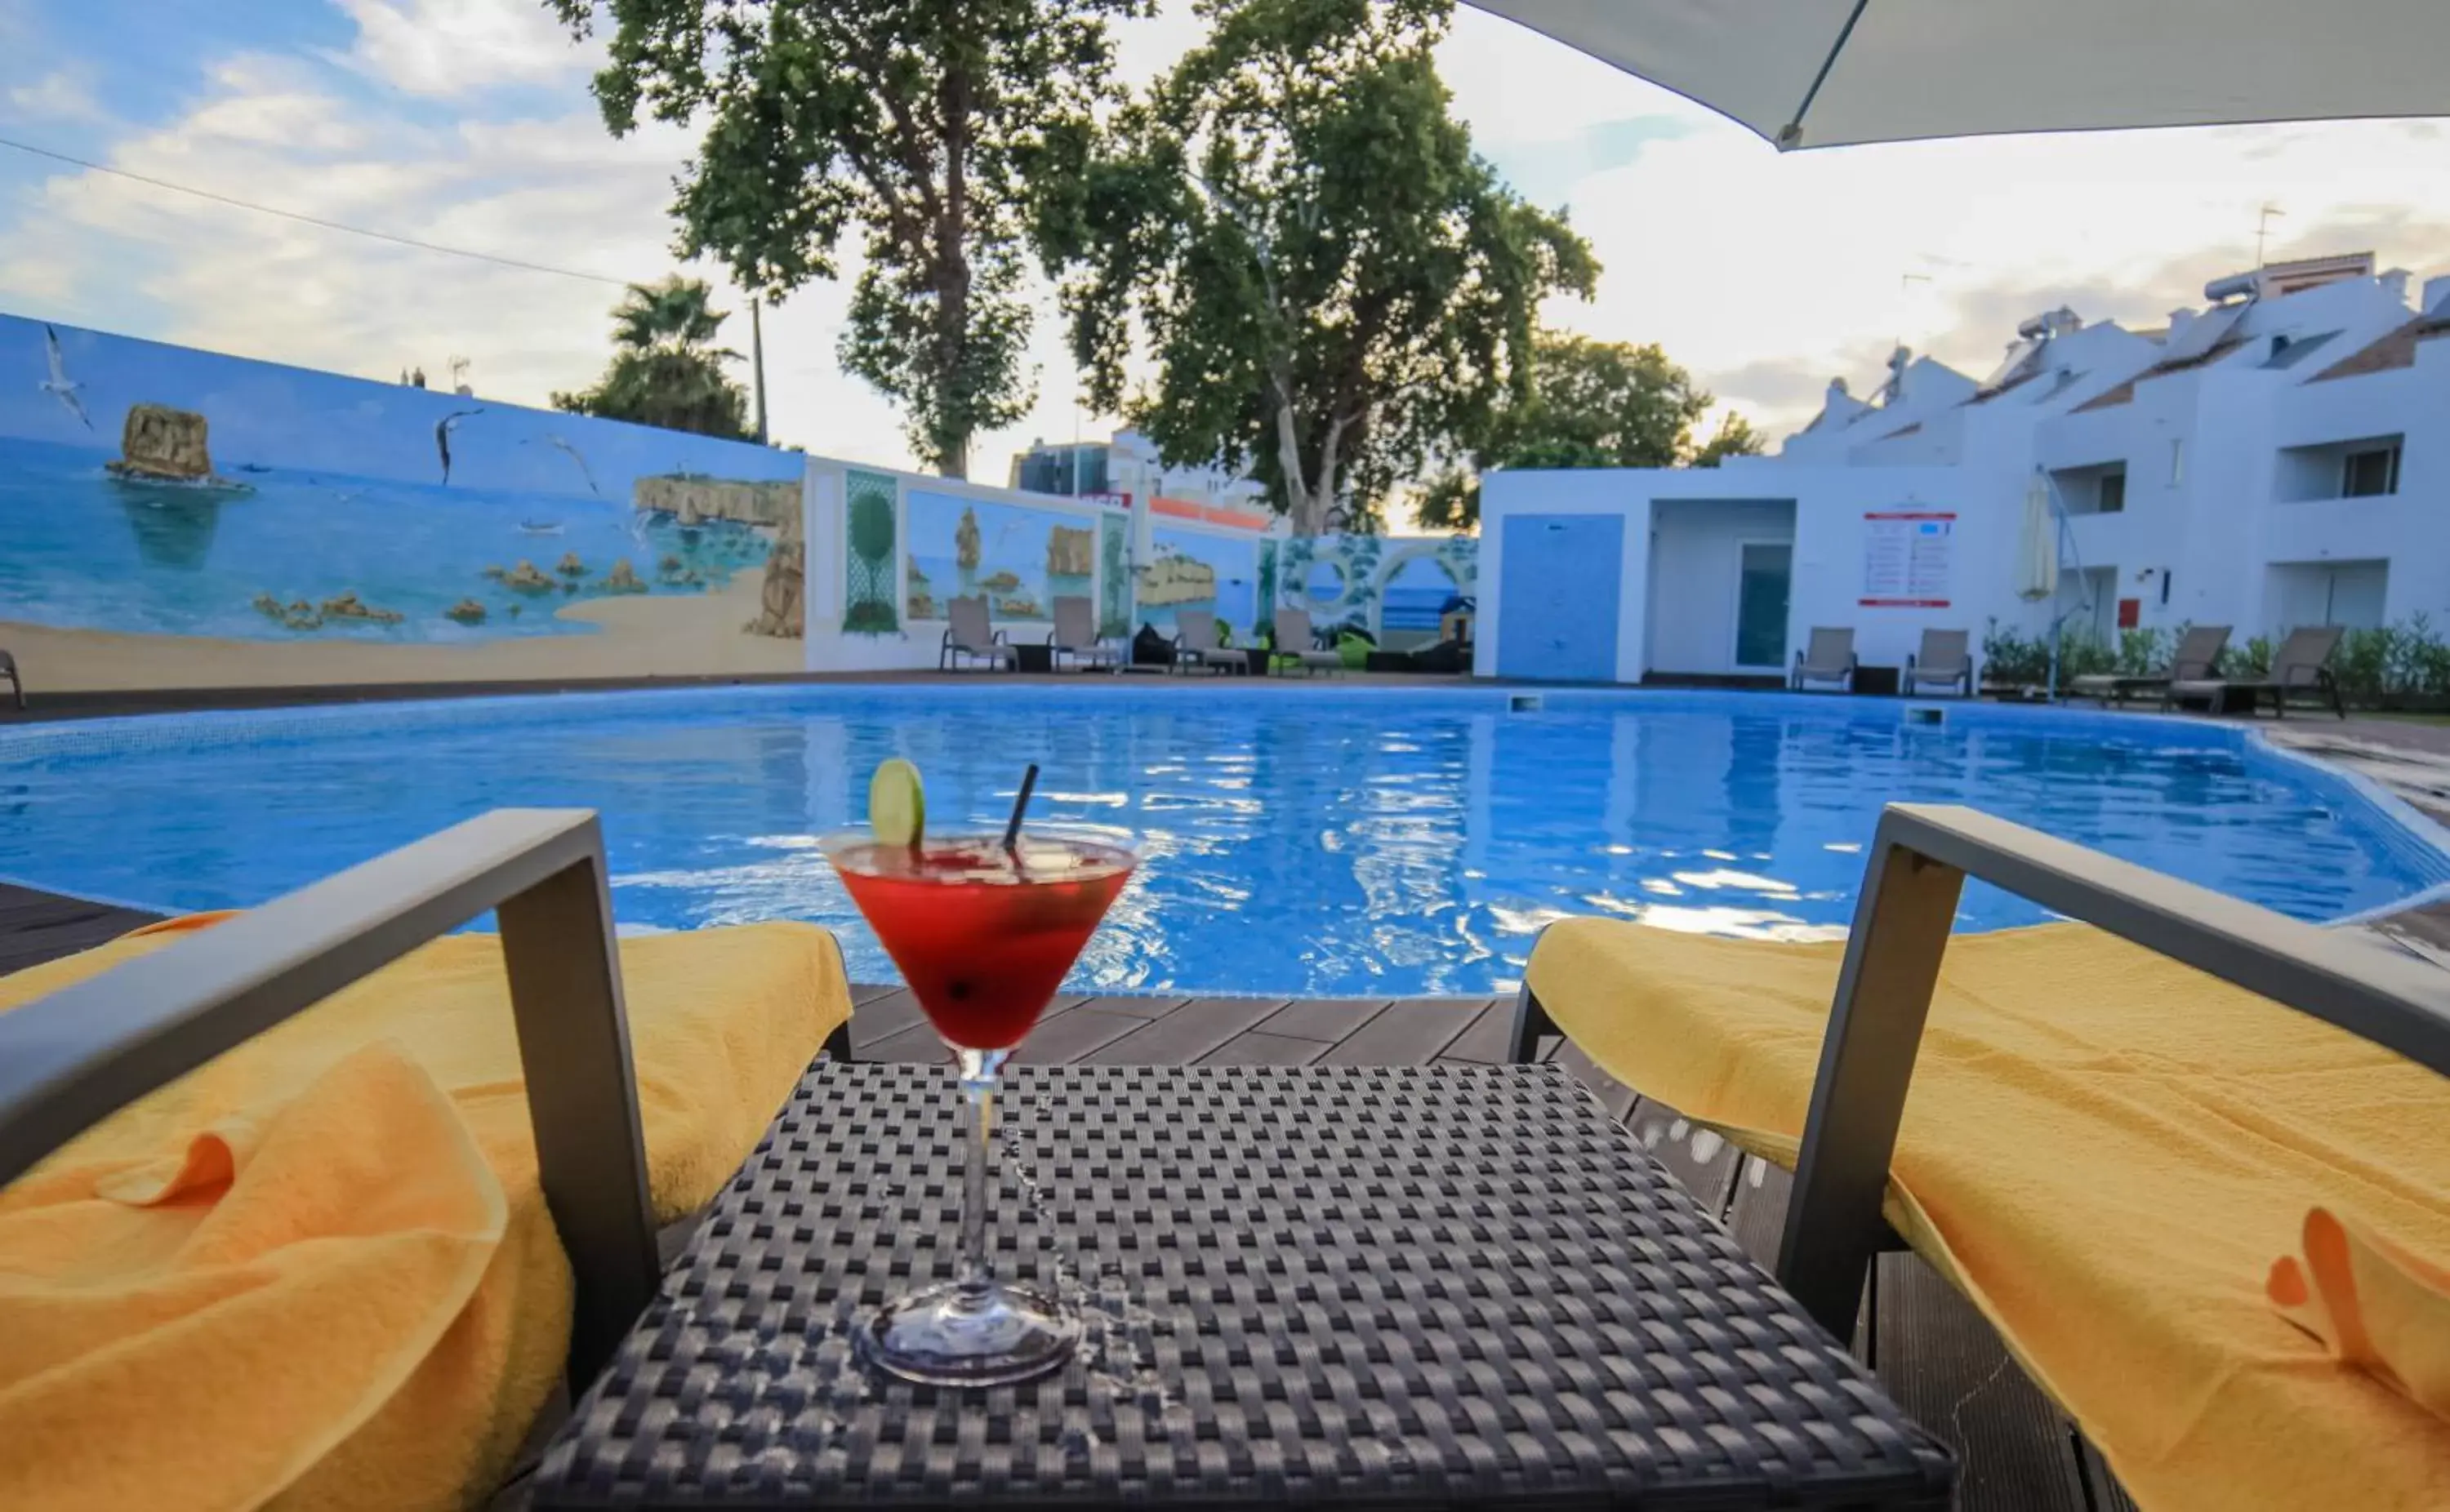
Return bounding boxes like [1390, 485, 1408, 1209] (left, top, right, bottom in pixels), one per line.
[0, 133, 633, 288]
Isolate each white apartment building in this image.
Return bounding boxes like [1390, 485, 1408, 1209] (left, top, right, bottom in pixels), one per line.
[1477, 253, 2450, 684]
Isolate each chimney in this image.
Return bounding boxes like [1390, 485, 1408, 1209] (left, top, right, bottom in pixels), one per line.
[2379, 268, 2412, 306]
[2166, 308, 2198, 345]
[2426, 275, 2450, 318]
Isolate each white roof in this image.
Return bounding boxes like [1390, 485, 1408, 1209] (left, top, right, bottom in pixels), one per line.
[1465, 0, 2450, 149]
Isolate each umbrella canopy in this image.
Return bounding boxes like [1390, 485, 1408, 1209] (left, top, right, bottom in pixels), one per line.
[1465, 0, 2450, 149]
[2016, 470, 2060, 604]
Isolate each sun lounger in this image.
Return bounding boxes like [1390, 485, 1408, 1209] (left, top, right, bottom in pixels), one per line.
[939, 595, 1016, 672]
[1047, 594, 1123, 672]
[1789, 626, 1856, 692]
[2168, 624, 2346, 718]
[0, 648, 20, 711]
[1508, 804, 2450, 1512]
[1902, 628, 1973, 696]
[0, 812, 854, 1510]
[1272, 607, 1344, 677]
[1169, 609, 1244, 675]
[2067, 623, 2230, 705]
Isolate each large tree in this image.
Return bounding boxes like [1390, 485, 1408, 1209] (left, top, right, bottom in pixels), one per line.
[1036, 0, 1595, 534]
[1413, 332, 1763, 530]
[548, 0, 1144, 478]
[552, 275, 752, 438]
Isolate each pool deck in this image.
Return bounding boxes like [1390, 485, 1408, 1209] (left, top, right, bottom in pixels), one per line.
[12, 876, 2448, 1512]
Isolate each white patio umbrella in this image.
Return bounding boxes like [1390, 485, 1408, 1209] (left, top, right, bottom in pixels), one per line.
[1465, 0, 2450, 149]
[2016, 469, 2068, 698]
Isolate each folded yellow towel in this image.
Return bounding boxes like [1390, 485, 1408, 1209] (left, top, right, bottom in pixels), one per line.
[2271, 1206, 2450, 1424]
[0, 914, 850, 1512]
[1526, 918, 2450, 1512]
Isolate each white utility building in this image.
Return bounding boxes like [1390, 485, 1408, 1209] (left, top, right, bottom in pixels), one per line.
[1477, 254, 2450, 685]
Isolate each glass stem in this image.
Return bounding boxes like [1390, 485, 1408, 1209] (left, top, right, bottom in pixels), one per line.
[955, 1047, 1008, 1301]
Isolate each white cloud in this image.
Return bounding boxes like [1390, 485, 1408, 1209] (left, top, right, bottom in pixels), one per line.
[7, 65, 110, 126]
[333, 0, 590, 98]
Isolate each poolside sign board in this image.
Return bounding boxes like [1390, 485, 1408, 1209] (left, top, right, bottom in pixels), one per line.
[1860, 511, 1955, 607]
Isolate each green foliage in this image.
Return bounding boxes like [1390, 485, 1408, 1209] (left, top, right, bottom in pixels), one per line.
[551, 277, 751, 438]
[2238, 636, 2274, 678]
[550, 0, 1144, 477]
[1414, 332, 1739, 531]
[1035, 0, 1596, 533]
[2328, 616, 2450, 704]
[1691, 411, 1766, 468]
[843, 469, 900, 634]
[1980, 616, 2450, 705]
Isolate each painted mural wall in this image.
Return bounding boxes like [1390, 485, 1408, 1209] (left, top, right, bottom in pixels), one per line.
[905, 489, 1098, 625]
[1280, 533, 1477, 648]
[0, 313, 809, 692]
[1138, 523, 1262, 637]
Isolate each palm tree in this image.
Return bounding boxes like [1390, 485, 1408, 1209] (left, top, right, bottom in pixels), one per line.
[553, 277, 754, 439]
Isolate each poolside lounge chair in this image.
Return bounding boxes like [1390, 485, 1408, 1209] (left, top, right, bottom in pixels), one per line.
[0, 648, 20, 711]
[2067, 623, 2230, 705]
[1272, 607, 1344, 677]
[1169, 609, 1244, 676]
[1789, 627, 1856, 692]
[1047, 594, 1123, 673]
[1509, 803, 2450, 1512]
[1901, 629, 1973, 697]
[0, 812, 854, 1510]
[2168, 624, 2347, 718]
[939, 595, 1016, 672]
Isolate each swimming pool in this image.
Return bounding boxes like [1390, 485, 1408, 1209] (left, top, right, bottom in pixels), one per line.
[5, 687, 2444, 995]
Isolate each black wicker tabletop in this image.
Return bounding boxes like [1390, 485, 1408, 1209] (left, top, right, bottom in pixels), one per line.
[534, 1061, 1953, 1509]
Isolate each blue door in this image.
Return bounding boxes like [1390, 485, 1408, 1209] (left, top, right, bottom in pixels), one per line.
[1499, 514, 1624, 682]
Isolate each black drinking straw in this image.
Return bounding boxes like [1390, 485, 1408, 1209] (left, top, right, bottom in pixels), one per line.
[1001, 763, 1040, 852]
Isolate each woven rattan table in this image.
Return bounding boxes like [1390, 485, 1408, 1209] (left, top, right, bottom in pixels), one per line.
[534, 1061, 1954, 1508]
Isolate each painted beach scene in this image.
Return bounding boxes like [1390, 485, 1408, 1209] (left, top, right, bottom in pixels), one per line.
[903, 489, 1095, 623]
[0, 314, 808, 689]
[1138, 524, 1258, 635]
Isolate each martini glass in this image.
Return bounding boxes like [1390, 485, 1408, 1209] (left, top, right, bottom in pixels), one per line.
[822, 829, 1136, 1385]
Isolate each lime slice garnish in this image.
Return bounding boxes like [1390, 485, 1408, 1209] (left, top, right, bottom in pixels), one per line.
[868, 758, 926, 848]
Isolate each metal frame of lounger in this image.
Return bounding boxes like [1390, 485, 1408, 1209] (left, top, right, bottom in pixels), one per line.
[1508, 802, 2450, 1338]
[0, 810, 851, 1390]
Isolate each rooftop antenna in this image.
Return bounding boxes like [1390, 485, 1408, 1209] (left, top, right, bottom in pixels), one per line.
[2255, 202, 2287, 269]
[447, 355, 471, 397]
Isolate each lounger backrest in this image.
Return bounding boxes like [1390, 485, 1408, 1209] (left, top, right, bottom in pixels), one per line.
[1274, 607, 1314, 651]
[948, 595, 993, 650]
[1803, 627, 1854, 669]
[2171, 625, 2231, 681]
[1176, 609, 1218, 651]
[1051, 595, 1094, 648]
[1917, 629, 1968, 674]
[2271, 624, 2345, 685]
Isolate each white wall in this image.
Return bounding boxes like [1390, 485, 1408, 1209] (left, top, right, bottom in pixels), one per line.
[1646, 498, 1795, 674]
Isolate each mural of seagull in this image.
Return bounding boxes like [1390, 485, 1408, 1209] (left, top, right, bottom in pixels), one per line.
[434, 407, 483, 485]
[531, 433, 601, 497]
[39, 324, 92, 431]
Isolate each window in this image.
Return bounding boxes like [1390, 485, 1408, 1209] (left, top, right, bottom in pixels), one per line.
[2342, 443, 2402, 498]
[2096, 469, 2127, 514]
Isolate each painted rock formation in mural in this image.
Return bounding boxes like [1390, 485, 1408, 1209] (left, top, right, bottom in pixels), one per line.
[105, 404, 247, 490]
[1046, 523, 1094, 577]
[632, 474, 798, 527]
[1138, 549, 1218, 607]
[604, 559, 647, 594]
[746, 505, 805, 638]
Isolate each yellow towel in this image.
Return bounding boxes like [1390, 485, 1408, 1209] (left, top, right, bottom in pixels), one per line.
[1526, 918, 2450, 1512]
[0, 914, 851, 1511]
[2271, 1206, 2450, 1423]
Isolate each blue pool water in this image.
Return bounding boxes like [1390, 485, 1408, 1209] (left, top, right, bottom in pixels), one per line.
[3, 688, 2443, 995]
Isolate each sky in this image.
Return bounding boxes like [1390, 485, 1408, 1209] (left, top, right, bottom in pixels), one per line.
[4, 0, 2448, 503]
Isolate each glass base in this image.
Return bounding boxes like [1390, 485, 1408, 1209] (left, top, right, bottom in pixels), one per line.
[860, 1280, 1081, 1386]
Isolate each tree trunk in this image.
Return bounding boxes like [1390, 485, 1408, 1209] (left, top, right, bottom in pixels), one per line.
[1272, 394, 1322, 535]
[933, 33, 973, 480]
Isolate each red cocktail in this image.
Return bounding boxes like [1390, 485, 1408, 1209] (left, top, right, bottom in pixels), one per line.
[822, 828, 1136, 1385]
[830, 836, 1134, 1050]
